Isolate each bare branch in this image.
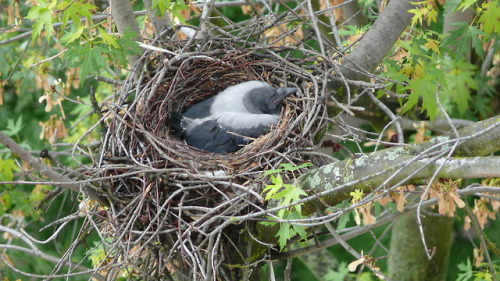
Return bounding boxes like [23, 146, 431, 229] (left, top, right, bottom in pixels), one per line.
[0, 225, 105, 281]
[0, 132, 107, 205]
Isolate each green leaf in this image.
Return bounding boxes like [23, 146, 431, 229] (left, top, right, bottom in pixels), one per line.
[337, 25, 369, 37]
[259, 219, 277, 227]
[337, 212, 351, 230]
[457, 0, 480, 11]
[324, 262, 350, 281]
[380, 60, 410, 96]
[120, 29, 142, 54]
[60, 25, 84, 44]
[443, 23, 485, 58]
[278, 163, 297, 171]
[98, 28, 119, 49]
[79, 46, 109, 79]
[280, 162, 312, 171]
[170, 0, 189, 25]
[403, 70, 438, 119]
[441, 58, 477, 116]
[152, 0, 188, 24]
[350, 189, 365, 202]
[261, 164, 310, 250]
[4, 116, 24, 136]
[471, 77, 495, 117]
[87, 242, 108, 268]
[477, 1, 500, 35]
[0, 159, 19, 182]
[262, 174, 283, 200]
[278, 184, 307, 211]
[152, 0, 171, 15]
[289, 212, 307, 240]
[276, 220, 293, 249]
[60, 0, 97, 31]
[408, 2, 427, 26]
[443, 0, 463, 13]
[65, 42, 109, 81]
[63, 26, 140, 84]
[275, 211, 307, 250]
[408, 2, 438, 26]
[26, 1, 55, 40]
[474, 271, 493, 281]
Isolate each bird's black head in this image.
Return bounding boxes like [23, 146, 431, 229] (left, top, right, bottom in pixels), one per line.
[244, 86, 297, 114]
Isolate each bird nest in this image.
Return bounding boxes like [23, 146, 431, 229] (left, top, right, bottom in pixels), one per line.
[95, 38, 331, 279]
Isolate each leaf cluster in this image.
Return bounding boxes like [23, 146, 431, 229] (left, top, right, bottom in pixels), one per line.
[381, 0, 498, 120]
[260, 163, 311, 250]
[25, 0, 142, 83]
[64, 28, 142, 81]
[152, 0, 189, 24]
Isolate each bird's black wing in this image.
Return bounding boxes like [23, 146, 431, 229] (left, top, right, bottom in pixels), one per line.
[184, 120, 251, 153]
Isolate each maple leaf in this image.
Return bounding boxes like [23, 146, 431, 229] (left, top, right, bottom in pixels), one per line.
[441, 58, 477, 116]
[478, 1, 500, 35]
[65, 42, 109, 81]
[27, 1, 55, 40]
[403, 72, 438, 119]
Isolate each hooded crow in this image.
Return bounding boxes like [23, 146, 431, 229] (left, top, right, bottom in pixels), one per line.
[169, 81, 297, 153]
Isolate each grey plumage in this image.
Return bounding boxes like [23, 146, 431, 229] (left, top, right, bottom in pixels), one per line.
[169, 81, 297, 153]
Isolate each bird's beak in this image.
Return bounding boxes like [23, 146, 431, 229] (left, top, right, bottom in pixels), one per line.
[271, 87, 297, 104]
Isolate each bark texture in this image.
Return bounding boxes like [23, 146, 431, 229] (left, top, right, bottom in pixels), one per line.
[109, 0, 143, 67]
[388, 212, 453, 281]
[340, 0, 416, 78]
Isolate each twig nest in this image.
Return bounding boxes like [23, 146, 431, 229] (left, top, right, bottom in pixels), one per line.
[99, 38, 330, 278]
[110, 44, 328, 172]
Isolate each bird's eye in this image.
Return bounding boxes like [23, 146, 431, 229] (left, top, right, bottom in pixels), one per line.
[266, 97, 277, 104]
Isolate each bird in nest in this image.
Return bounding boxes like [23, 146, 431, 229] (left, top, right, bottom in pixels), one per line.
[169, 81, 297, 153]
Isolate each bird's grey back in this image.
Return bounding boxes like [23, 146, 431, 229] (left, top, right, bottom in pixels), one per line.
[210, 81, 272, 115]
[183, 96, 215, 119]
[182, 81, 271, 118]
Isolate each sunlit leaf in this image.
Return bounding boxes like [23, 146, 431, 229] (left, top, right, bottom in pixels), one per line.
[477, 1, 500, 35]
[60, 25, 84, 44]
[27, 2, 55, 40]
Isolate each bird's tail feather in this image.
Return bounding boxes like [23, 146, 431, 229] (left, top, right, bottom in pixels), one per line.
[168, 112, 185, 137]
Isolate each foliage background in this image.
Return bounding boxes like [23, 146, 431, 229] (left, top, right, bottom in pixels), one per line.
[0, 0, 498, 279]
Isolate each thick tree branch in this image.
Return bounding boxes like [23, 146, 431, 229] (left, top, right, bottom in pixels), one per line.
[252, 116, 499, 253]
[340, 0, 416, 79]
[297, 116, 500, 214]
[401, 118, 475, 132]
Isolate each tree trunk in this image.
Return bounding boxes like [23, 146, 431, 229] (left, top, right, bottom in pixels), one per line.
[389, 211, 453, 281]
